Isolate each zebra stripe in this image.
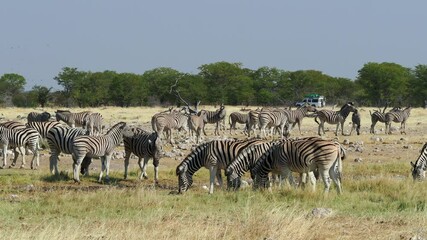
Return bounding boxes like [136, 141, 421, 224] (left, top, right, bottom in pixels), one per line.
[385, 107, 412, 134]
[0, 121, 27, 130]
[55, 110, 92, 128]
[225, 139, 278, 189]
[315, 102, 356, 136]
[199, 105, 226, 136]
[0, 126, 40, 169]
[229, 112, 249, 135]
[84, 112, 103, 136]
[251, 137, 345, 194]
[26, 121, 62, 139]
[124, 128, 163, 183]
[152, 111, 188, 144]
[258, 110, 289, 139]
[71, 122, 133, 183]
[27, 111, 52, 122]
[411, 143, 427, 181]
[46, 125, 90, 175]
[176, 138, 265, 194]
[283, 105, 317, 135]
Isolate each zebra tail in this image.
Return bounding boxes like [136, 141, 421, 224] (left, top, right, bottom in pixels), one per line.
[314, 116, 320, 125]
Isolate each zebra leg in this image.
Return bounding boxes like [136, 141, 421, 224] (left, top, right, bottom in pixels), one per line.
[318, 123, 322, 136]
[208, 166, 218, 194]
[49, 150, 60, 175]
[329, 161, 342, 194]
[124, 151, 131, 179]
[308, 171, 317, 192]
[16, 146, 26, 168]
[30, 145, 40, 170]
[140, 156, 150, 180]
[319, 170, 332, 193]
[335, 123, 340, 136]
[73, 156, 83, 183]
[104, 155, 112, 183]
[153, 156, 159, 184]
[98, 156, 106, 183]
[1, 144, 7, 168]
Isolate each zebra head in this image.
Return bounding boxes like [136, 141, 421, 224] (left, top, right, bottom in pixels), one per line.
[176, 163, 193, 194]
[411, 161, 426, 181]
[225, 167, 241, 190]
[411, 143, 427, 181]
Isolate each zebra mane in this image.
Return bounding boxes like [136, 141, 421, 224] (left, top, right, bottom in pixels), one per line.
[106, 122, 126, 134]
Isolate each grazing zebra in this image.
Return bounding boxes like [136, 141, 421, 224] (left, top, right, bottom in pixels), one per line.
[55, 110, 92, 128]
[71, 122, 133, 183]
[369, 107, 401, 134]
[247, 110, 260, 137]
[251, 137, 346, 194]
[258, 109, 289, 139]
[315, 102, 357, 136]
[411, 143, 427, 181]
[46, 125, 91, 175]
[188, 111, 207, 144]
[27, 111, 51, 122]
[123, 128, 163, 183]
[225, 139, 278, 189]
[283, 105, 317, 135]
[199, 104, 226, 136]
[229, 112, 249, 135]
[385, 106, 412, 134]
[26, 121, 62, 139]
[349, 109, 361, 136]
[176, 138, 265, 194]
[0, 126, 40, 169]
[83, 112, 103, 135]
[152, 111, 189, 144]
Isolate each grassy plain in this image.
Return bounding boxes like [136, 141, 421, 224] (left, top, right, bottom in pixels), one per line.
[0, 106, 426, 240]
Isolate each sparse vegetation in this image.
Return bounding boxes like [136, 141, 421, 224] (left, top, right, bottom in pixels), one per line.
[0, 106, 426, 239]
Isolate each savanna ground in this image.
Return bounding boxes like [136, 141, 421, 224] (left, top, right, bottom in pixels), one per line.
[0, 106, 426, 240]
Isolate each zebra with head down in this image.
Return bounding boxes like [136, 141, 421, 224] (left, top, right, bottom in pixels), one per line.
[176, 138, 265, 194]
[411, 143, 427, 181]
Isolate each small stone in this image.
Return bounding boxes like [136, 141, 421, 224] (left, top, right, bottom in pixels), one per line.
[311, 208, 332, 218]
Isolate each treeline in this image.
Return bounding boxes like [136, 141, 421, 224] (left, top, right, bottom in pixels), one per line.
[1, 61, 426, 108]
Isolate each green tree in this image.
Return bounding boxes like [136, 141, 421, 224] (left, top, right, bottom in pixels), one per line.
[54, 67, 86, 107]
[143, 67, 184, 105]
[0, 73, 26, 96]
[409, 64, 427, 107]
[31, 85, 53, 108]
[198, 62, 247, 104]
[356, 62, 411, 106]
[252, 67, 289, 105]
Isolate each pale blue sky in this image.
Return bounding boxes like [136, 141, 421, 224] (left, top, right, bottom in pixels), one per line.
[1, 1, 426, 90]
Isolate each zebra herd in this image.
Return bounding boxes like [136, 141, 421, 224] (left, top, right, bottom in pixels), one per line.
[0, 103, 425, 195]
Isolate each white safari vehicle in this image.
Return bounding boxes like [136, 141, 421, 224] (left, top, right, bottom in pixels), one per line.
[295, 94, 326, 108]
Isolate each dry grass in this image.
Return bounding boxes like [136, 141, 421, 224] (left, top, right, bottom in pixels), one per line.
[0, 105, 426, 240]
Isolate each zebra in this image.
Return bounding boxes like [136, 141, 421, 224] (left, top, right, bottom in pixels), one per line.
[258, 109, 289, 139]
[55, 110, 92, 128]
[71, 122, 133, 183]
[225, 139, 279, 189]
[123, 128, 163, 183]
[176, 138, 265, 194]
[199, 104, 226, 136]
[229, 112, 249, 135]
[187, 111, 207, 144]
[283, 105, 317, 135]
[315, 102, 357, 136]
[46, 125, 91, 175]
[0, 126, 40, 169]
[247, 110, 260, 137]
[385, 106, 412, 134]
[83, 112, 103, 136]
[151, 111, 189, 145]
[369, 107, 401, 134]
[349, 109, 361, 135]
[0, 121, 26, 130]
[250, 137, 346, 194]
[27, 111, 52, 122]
[411, 143, 427, 181]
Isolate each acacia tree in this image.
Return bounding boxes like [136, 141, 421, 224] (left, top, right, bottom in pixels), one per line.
[31, 85, 52, 108]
